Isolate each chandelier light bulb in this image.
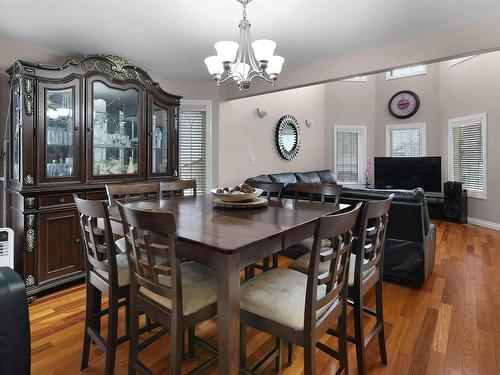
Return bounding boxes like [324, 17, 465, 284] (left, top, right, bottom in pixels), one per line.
[267, 55, 285, 76]
[214, 41, 239, 63]
[204, 56, 224, 75]
[251, 39, 276, 62]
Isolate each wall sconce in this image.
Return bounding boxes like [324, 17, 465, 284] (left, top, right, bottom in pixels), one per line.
[256, 108, 268, 119]
[305, 119, 314, 127]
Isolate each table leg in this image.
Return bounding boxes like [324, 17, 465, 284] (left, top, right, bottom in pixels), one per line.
[217, 253, 241, 375]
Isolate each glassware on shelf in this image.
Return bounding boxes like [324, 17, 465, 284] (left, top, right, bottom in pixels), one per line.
[45, 88, 75, 178]
[91, 81, 139, 176]
[152, 104, 169, 173]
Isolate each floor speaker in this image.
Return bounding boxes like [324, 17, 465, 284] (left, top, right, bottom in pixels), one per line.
[443, 181, 468, 224]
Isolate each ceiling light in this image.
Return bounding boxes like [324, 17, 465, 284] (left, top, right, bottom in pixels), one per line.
[204, 0, 284, 91]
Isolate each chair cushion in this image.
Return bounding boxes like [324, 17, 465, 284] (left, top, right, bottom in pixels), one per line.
[281, 237, 330, 259]
[139, 262, 217, 316]
[347, 254, 376, 286]
[268, 172, 297, 185]
[289, 253, 375, 287]
[316, 170, 337, 184]
[240, 268, 338, 331]
[94, 253, 130, 287]
[294, 171, 321, 183]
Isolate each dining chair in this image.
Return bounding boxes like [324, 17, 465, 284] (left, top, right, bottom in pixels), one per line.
[117, 202, 218, 375]
[339, 194, 394, 375]
[106, 182, 161, 207]
[74, 196, 130, 375]
[283, 183, 343, 259]
[294, 182, 343, 206]
[160, 179, 197, 198]
[244, 181, 285, 280]
[106, 182, 161, 252]
[240, 203, 362, 374]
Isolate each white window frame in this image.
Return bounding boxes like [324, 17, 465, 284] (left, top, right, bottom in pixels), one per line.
[385, 122, 427, 157]
[179, 99, 212, 192]
[341, 76, 367, 82]
[448, 113, 487, 200]
[333, 125, 367, 185]
[385, 64, 427, 80]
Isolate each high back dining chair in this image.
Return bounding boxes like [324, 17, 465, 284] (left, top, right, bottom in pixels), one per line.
[244, 181, 285, 280]
[240, 203, 362, 374]
[74, 196, 130, 375]
[284, 183, 343, 261]
[160, 179, 197, 198]
[294, 182, 343, 206]
[106, 182, 161, 207]
[342, 194, 394, 374]
[117, 202, 218, 375]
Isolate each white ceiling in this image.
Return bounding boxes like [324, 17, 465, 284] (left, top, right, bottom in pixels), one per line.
[1, 0, 500, 81]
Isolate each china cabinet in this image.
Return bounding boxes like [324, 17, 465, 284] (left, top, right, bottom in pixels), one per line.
[5, 55, 181, 295]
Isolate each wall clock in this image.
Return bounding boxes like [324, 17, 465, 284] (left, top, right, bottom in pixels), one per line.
[388, 90, 420, 119]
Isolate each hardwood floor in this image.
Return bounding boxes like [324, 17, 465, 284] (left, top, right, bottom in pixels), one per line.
[30, 221, 500, 374]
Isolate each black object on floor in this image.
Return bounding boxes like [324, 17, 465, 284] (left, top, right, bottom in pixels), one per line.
[0, 267, 31, 375]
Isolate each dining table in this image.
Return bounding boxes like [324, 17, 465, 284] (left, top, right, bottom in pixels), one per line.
[107, 195, 349, 375]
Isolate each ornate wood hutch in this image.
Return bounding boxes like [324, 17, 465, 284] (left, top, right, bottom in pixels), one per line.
[6, 54, 181, 295]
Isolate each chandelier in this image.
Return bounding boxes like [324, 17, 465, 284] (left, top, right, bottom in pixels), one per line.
[204, 0, 284, 91]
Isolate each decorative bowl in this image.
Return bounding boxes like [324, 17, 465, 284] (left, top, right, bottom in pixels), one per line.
[210, 188, 264, 203]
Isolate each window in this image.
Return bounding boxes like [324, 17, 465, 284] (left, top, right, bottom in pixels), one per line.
[448, 55, 476, 67]
[386, 64, 427, 80]
[341, 76, 367, 82]
[334, 125, 366, 184]
[179, 100, 211, 194]
[385, 123, 426, 157]
[448, 113, 487, 199]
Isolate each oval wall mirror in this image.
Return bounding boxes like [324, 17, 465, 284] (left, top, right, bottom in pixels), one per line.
[275, 115, 300, 160]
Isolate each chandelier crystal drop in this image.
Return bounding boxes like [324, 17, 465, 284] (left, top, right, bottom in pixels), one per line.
[204, 0, 284, 91]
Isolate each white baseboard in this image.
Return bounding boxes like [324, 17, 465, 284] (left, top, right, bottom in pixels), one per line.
[467, 217, 500, 231]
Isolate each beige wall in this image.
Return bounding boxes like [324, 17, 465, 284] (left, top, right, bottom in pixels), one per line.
[218, 85, 326, 187]
[324, 77, 376, 172]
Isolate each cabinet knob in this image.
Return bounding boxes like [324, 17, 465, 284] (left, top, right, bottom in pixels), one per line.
[75, 238, 80, 244]
[59, 197, 65, 204]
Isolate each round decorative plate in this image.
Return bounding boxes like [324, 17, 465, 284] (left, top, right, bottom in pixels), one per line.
[388, 90, 420, 119]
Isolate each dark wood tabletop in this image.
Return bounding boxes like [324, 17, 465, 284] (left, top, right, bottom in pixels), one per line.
[109, 195, 349, 254]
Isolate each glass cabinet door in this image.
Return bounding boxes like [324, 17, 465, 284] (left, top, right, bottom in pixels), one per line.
[45, 88, 76, 178]
[11, 82, 21, 182]
[151, 103, 170, 174]
[91, 81, 140, 176]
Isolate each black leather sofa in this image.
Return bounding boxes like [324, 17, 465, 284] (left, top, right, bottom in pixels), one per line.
[245, 169, 436, 286]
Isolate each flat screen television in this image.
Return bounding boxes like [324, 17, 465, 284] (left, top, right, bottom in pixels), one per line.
[374, 157, 442, 193]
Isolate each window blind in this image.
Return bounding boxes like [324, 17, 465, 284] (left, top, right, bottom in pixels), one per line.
[336, 131, 359, 183]
[451, 119, 485, 196]
[388, 128, 423, 157]
[179, 110, 207, 194]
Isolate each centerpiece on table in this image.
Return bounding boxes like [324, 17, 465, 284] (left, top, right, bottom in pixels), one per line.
[211, 183, 267, 208]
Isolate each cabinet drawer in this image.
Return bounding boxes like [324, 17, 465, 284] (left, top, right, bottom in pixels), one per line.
[39, 193, 83, 208]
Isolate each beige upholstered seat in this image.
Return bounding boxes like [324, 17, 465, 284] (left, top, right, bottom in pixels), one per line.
[140, 262, 217, 316]
[240, 268, 338, 331]
[94, 253, 130, 287]
[115, 237, 169, 265]
[289, 253, 375, 287]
